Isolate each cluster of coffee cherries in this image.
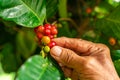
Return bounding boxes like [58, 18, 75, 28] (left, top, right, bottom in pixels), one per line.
[34, 23, 58, 57]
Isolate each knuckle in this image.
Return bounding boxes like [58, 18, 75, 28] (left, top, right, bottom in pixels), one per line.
[96, 43, 110, 52]
[61, 37, 67, 39]
[96, 43, 110, 56]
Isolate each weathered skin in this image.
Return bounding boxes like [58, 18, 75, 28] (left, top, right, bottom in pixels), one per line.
[50, 37, 120, 80]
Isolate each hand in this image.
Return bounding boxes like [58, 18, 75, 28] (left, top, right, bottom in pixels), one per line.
[50, 37, 119, 80]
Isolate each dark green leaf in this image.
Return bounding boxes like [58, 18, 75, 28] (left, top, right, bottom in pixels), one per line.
[16, 55, 61, 80]
[111, 50, 120, 61]
[16, 30, 37, 59]
[95, 5, 120, 39]
[46, 0, 58, 18]
[0, 0, 46, 28]
[114, 59, 120, 76]
[107, 0, 120, 7]
[0, 43, 18, 72]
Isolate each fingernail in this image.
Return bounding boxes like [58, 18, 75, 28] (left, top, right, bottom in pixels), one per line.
[51, 46, 62, 56]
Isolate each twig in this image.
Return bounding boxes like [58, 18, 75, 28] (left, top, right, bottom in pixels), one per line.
[79, 0, 87, 6]
[58, 18, 78, 30]
[52, 18, 79, 30]
[0, 45, 3, 50]
[95, 0, 101, 6]
[13, 27, 21, 32]
[77, 18, 90, 37]
[93, 0, 101, 9]
[76, 0, 82, 22]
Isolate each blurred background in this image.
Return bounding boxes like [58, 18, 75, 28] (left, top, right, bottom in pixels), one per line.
[0, 0, 120, 79]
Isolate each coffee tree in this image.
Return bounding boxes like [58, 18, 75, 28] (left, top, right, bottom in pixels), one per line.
[0, 0, 120, 80]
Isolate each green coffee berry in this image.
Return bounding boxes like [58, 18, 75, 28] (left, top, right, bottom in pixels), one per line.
[43, 46, 50, 53]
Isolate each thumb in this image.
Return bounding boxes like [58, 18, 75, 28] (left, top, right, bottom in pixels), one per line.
[50, 46, 84, 68]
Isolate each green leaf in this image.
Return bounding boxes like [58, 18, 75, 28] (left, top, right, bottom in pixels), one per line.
[16, 30, 37, 59]
[46, 0, 58, 18]
[108, 0, 120, 7]
[0, 0, 46, 28]
[16, 55, 61, 80]
[111, 50, 120, 61]
[58, 22, 77, 38]
[114, 59, 120, 76]
[95, 5, 120, 39]
[0, 43, 18, 72]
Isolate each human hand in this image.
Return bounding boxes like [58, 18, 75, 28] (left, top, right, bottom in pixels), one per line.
[50, 37, 119, 80]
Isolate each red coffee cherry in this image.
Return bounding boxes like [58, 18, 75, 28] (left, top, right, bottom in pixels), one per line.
[51, 25, 57, 29]
[86, 7, 92, 14]
[34, 23, 58, 54]
[51, 27, 58, 35]
[34, 27, 38, 33]
[37, 33, 43, 39]
[34, 26, 44, 33]
[44, 24, 51, 29]
[48, 35, 54, 39]
[44, 29, 51, 35]
[37, 26, 44, 33]
[48, 41, 56, 48]
[109, 37, 116, 46]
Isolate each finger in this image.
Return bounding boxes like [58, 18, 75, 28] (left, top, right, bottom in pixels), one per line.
[71, 70, 79, 80]
[58, 63, 72, 77]
[61, 66, 72, 77]
[53, 37, 101, 55]
[50, 46, 85, 69]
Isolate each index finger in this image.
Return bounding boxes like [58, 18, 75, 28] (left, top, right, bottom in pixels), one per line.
[53, 37, 99, 55]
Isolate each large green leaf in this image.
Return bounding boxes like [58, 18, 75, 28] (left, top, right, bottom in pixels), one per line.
[0, 0, 46, 28]
[46, 0, 58, 18]
[111, 50, 120, 61]
[16, 55, 61, 80]
[95, 5, 120, 39]
[16, 29, 37, 59]
[114, 59, 120, 76]
[0, 43, 18, 72]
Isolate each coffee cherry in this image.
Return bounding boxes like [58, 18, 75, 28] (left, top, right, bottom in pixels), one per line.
[43, 46, 50, 53]
[34, 26, 44, 33]
[109, 37, 116, 46]
[34, 23, 58, 56]
[41, 36, 51, 45]
[44, 24, 51, 29]
[51, 25, 57, 29]
[51, 27, 58, 35]
[37, 26, 44, 33]
[48, 35, 54, 39]
[34, 27, 38, 33]
[44, 29, 51, 35]
[37, 33, 43, 39]
[48, 41, 56, 48]
[86, 7, 92, 14]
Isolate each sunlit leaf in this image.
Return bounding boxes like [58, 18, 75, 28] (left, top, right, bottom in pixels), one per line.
[16, 30, 37, 59]
[95, 5, 120, 39]
[0, 0, 46, 27]
[114, 59, 120, 76]
[16, 55, 61, 80]
[46, 0, 58, 18]
[111, 50, 120, 61]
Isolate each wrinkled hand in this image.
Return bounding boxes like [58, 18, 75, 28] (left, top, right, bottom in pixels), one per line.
[50, 37, 119, 80]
